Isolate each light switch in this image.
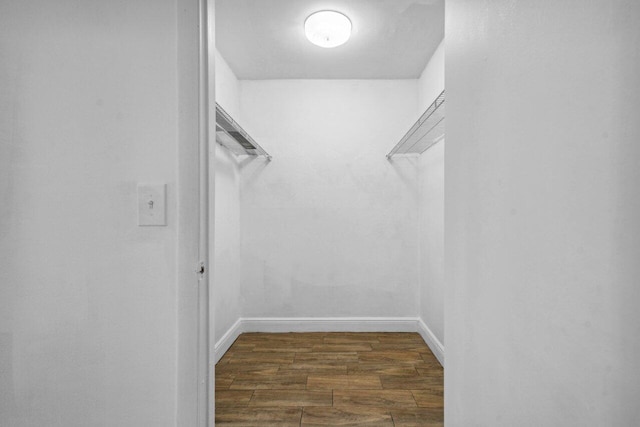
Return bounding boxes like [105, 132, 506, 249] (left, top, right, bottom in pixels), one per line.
[138, 184, 166, 226]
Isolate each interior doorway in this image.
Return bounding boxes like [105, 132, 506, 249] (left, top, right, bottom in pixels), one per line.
[209, 0, 445, 425]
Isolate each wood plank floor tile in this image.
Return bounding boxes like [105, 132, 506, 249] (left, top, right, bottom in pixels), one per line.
[358, 351, 422, 363]
[296, 352, 359, 362]
[323, 335, 381, 344]
[215, 390, 254, 407]
[333, 390, 417, 408]
[307, 374, 382, 390]
[249, 390, 333, 407]
[411, 389, 444, 408]
[230, 374, 308, 390]
[311, 343, 373, 352]
[215, 407, 302, 426]
[370, 343, 430, 352]
[279, 365, 349, 375]
[301, 407, 393, 426]
[347, 363, 419, 376]
[416, 367, 444, 377]
[251, 344, 314, 353]
[380, 375, 443, 390]
[420, 352, 440, 364]
[226, 352, 295, 364]
[390, 408, 444, 426]
[412, 361, 443, 372]
[216, 332, 443, 425]
[215, 375, 234, 390]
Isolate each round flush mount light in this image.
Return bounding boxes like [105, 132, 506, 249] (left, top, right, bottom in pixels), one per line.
[304, 10, 352, 48]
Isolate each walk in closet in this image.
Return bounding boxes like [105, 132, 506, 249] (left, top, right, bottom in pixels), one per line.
[212, 1, 445, 424]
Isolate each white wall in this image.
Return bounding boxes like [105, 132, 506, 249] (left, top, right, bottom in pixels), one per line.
[0, 0, 188, 425]
[417, 40, 445, 352]
[446, 1, 640, 425]
[238, 80, 419, 319]
[213, 50, 242, 342]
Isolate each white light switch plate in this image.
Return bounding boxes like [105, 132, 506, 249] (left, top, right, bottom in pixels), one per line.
[138, 184, 166, 226]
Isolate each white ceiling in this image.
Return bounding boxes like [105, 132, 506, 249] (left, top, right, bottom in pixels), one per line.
[216, 0, 444, 80]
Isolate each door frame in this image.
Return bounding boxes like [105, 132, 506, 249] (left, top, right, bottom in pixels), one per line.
[196, 0, 216, 425]
[176, 0, 215, 425]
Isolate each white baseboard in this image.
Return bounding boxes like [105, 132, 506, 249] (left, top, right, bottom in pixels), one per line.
[417, 318, 445, 367]
[214, 316, 444, 367]
[214, 318, 243, 364]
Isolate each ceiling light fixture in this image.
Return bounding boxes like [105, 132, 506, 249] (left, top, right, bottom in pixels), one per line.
[304, 10, 352, 48]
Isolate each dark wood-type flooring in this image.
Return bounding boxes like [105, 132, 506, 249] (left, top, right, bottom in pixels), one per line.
[215, 332, 443, 426]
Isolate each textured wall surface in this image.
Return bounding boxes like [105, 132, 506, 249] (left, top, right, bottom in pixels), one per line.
[446, 1, 640, 425]
[239, 80, 420, 319]
[0, 0, 184, 425]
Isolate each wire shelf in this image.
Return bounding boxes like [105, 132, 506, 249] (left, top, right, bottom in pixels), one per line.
[215, 103, 271, 160]
[387, 89, 445, 158]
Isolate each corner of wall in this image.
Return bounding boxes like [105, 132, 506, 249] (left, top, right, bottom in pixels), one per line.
[214, 317, 243, 363]
[416, 36, 446, 369]
[417, 317, 445, 367]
